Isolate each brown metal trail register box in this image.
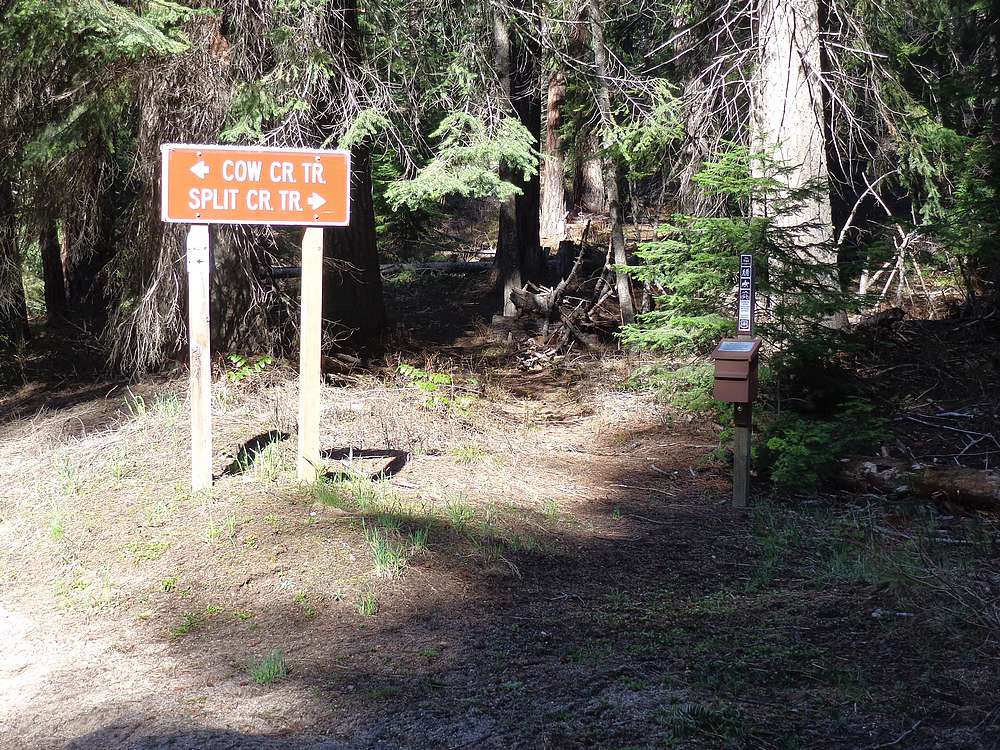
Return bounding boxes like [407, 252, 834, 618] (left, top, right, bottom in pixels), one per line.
[711, 338, 762, 403]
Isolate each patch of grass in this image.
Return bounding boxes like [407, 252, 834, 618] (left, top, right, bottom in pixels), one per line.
[206, 514, 238, 544]
[471, 535, 505, 563]
[407, 527, 429, 551]
[450, 445, 485, 464]
[540, 499, 560, 520]
[747, 505, 802, 591]
[444, 499, 476, 531]
[126, 539, 171, 562]
[248, 442, 286, 482]
[375, 514, 402, 532]
[233, 609, 254, 621]
[152, 392, 182, 422]
[55, 454, 80, 496]
[170, 612, 200, 638]
[142, 501, 172, 528]
[418, 647, 440, 660]
[110, 447, 129, 481]
[48, 512, 66, 541]
[688, 590, 739, 616]
[160, 576, 178, 593]
[507, 533, 540, 553]
[312, 474, 390, 514]
[657, 702, 746, 743]
[293, 590, 318, 619]
[365, 524, 408, 577]
[123, 390, 148, 420]
[821, 536, 921, 589]
[247, 648, 287, 685]
[355, 585, 378, 617]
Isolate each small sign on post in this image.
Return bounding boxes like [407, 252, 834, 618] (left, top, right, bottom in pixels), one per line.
[161, 143, 351, 492]
[738, 253, 754, 335]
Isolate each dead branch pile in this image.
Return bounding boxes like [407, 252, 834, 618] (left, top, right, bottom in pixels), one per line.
[498, 224, 627, 368]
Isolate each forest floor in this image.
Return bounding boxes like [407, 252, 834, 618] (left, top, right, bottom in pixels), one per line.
[0, 271, 998, 750]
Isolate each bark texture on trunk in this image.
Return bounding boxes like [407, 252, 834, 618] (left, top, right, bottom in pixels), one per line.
[0, 178, 30, 344]
[676, 77, 716, 215]
[572, 126, 607, 214]
[756, 0, 843, 323]
[587, 0, 636, 324]
[540, 70, 567, 239]
[40, 219, 66, 322]
[63, 167, 115, 329]
[494, 10, 544, 317]
[322, 147, 385, 345]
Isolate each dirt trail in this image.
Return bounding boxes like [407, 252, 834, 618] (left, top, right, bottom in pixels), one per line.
[0, 362, 732, 749]
[1, 321, 998, 748]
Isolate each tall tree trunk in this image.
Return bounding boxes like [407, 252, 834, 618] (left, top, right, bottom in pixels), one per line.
[756, 0, 844, 325]
[494, 9, 544, 317]
[64, 164, 115, 330]
[676, 77, 717, 215]
[572, 125, 607, 214]
[540, 70, 567, 239]
[322, 147, 385, 346]
[587, 0, 636, 324]
[39, 218, 66, 323]
[0, 178, 30, 344]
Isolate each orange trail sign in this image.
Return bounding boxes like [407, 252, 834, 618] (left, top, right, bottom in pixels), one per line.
[160, 144, 350, 226]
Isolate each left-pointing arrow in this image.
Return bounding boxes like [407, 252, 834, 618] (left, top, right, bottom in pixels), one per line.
[191, 160, 210, 179]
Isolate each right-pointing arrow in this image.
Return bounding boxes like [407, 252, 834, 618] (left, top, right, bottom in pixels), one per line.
[307, 193, 326, 211]
[190, 160, 209, 179]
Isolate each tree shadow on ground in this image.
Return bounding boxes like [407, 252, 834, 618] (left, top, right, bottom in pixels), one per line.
[320, 447, 410, 481]
[221, 431, 292, 477]
[65, 728, 353, 750]
[13, 426, 1000, 750]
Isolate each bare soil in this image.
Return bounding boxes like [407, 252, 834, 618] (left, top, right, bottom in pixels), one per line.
[0, 275, 998, 750]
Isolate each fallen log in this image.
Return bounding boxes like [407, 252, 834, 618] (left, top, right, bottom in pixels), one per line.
[322, 352, 361, 373]
[380, 260, 495, 275]
[266, 261, 497, 280]
[841, 457, 1000, 511]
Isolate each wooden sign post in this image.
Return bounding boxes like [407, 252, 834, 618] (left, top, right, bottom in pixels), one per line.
[187, 225, 212, 492]
[297, 228, 324, 482]
[733, 253, 755, 508]
[161, 144, 351, 491]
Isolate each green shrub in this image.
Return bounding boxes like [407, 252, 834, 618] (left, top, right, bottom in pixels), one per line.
[621, 145, 851, 357]
[629, 362, 730, 422]
[757, 400, 886, 493]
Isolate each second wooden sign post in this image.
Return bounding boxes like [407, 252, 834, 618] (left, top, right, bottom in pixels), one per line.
[161, 144, 352, 491]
